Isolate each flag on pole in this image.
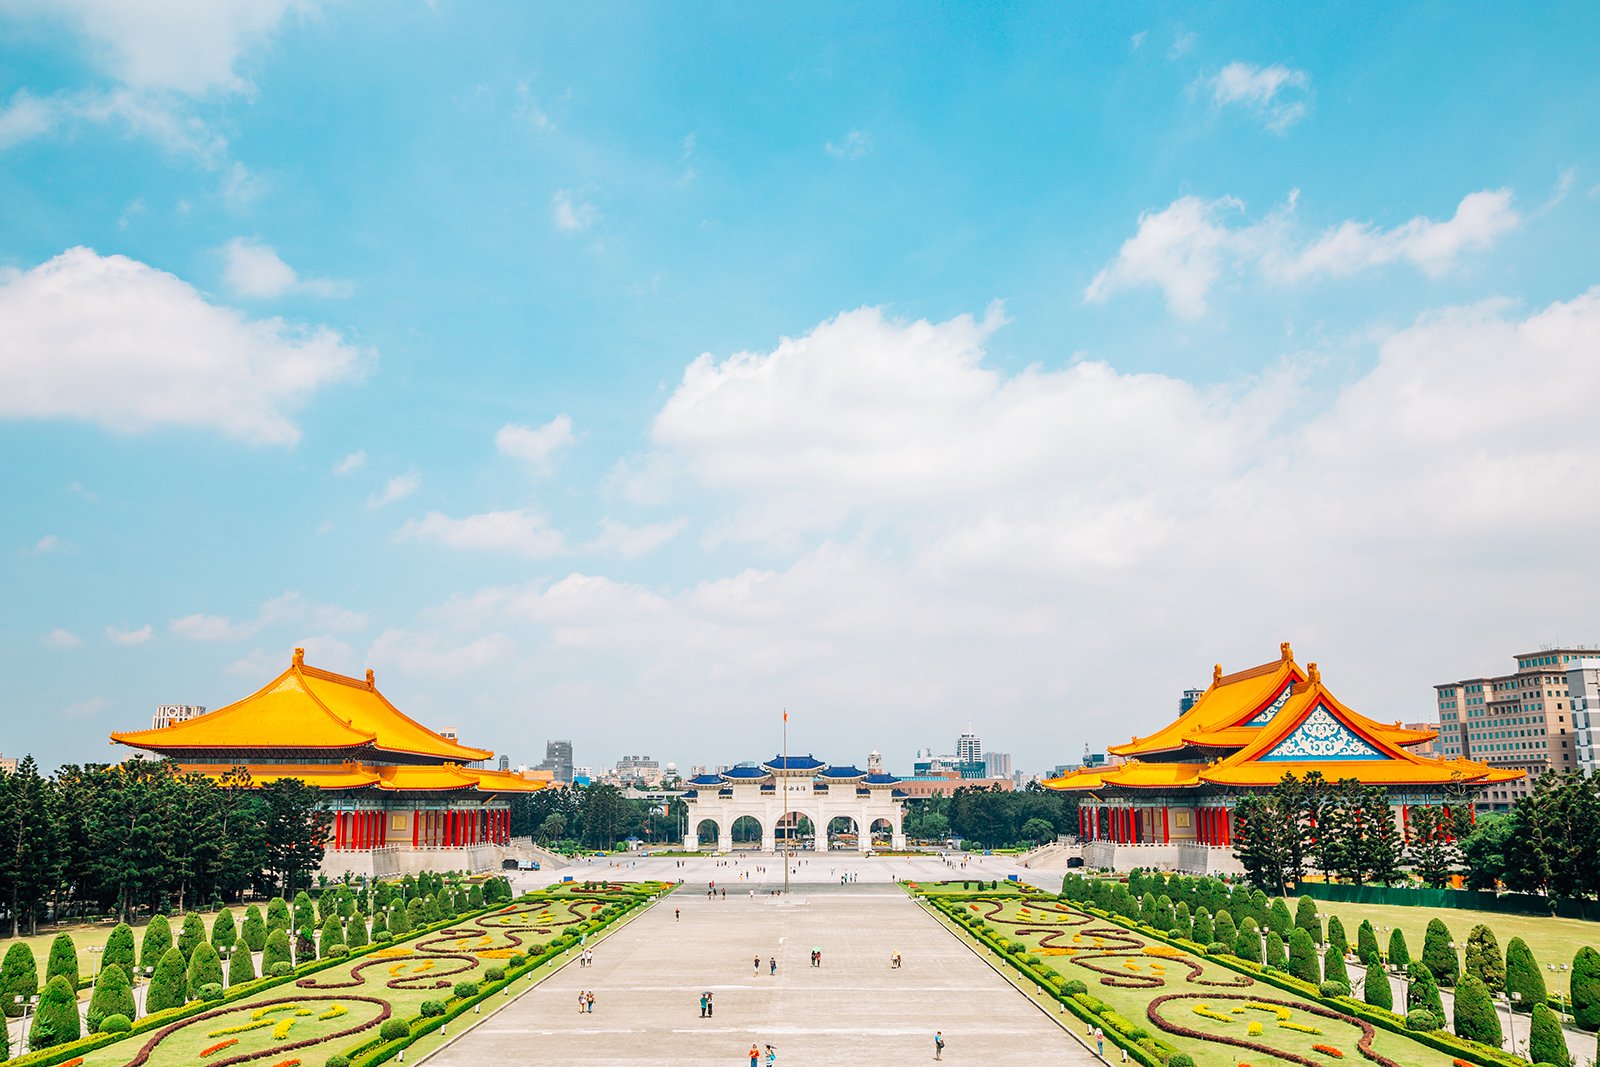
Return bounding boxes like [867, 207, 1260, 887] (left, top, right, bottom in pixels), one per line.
[783, 709, 788, 723]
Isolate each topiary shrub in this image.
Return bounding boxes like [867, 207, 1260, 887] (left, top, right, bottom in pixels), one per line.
[187, 941, 224, 996]
[146, 946, 188, 1014]
[1324, 942, 1350, 989]
[1265, 931, 1287, 970]
[508, 953, 528, 968]
[1388, 928, 1410, 971]
[318, 915, 344, 958]
[1214, 909, 1237, 946]
[197, 982, 224, 1001]
[1573, 946, 1600, 1031]
[211, 908, 237, 952]
[1453, 973, 1502, 1046]
[1422, 918, 1458, 987]
[1506, 937, 1546, 1012]
[41, 932, 77, 993]
[1062, 979, 1088, 996]
[1326, 915, 1348, 954]
[1166, 1055, 1194, 1067]
[240, 905, 267, 953]
[325, 1056, 351, 1067]
[380, 1019, 410, 1041]
[327, 945, 349, 958]
[1405, 1008, 1440, 1032]
[419, 1000, 446, 1017]
[1295, 896, 1322, 945]
[1464, 924, 1504, 993]
[178, 913, 207, 961]
[1319, 980, 1350, 998]
[1357, 920, 1379, 964]
[269, 962, 292, 977]
[228, 940, 256, 986]
[262, 927, 292, 975]
[266, 897, 291, 936]
[1205, 942, 1229, 956]
[1363, 951, 1393, 1010]
[28, 974, 81, 1049]
[99, 1013, 132, 1034]
[1289, 927, 1320, 984]
[87, 963, 137, 1032]
[1235, 918, 1264, 964]
[1192, 908, 1214, 944]
[453, 980, 479, 999]
[1, 940, 38, 1018]
[1529, 1003, 1572, 1067]
[484, 967, 506, 981]
[346, 912, 369, 950]
[1407, 963, 1445, 1021]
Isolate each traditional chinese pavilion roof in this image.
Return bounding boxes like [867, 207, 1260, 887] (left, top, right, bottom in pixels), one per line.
[761, 755, 827, 773]
[111, 648, 493, 763]
[687, 774, 725, 787]
[174, 761, 547, 794]
[1045, 645, 1521, 793]
[818, 765, 866, 780]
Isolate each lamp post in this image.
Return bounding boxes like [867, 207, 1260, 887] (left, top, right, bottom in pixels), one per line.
[12, 994, 39, 1055]
[89, 944, 104, 981]
[1506, 991, 1521, 1059]
[1547, 962, 1570, 1021]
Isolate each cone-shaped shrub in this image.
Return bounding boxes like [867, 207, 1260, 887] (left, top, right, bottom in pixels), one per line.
[1265, 931, 1287, 970]
[2, 940, 39, 1017]
[1452, 973, 1502, 1046]
[1529, 1003, 1572, 1067]
[1364, 951, 1393, 1010]
[1295, 896, 1322, 945]
[1463, 924, 1504, 993]
[294, 930, 315, 965]
[1268, 898, 1293, 938]
[266, 897, 290, 936]
[227, 940, 255, 986]
[1357, 921, 1379, 965]
[28, 975, 80, 1049]
[186, 942, 223, 997]
[139, 915, 172, 973]
[293, 892, 316, 936]
[177, 913, 207, 961]
[1192, 908, 1214, 945]
[1573, 946, 1600, 1031]
[262, 929, 292, 974]
[241, 905, 267, 952]
[1214, 910, 1236, 947]
[370, 910, 389, 940]
[467, 885, 484, 909]
[346, 911, 369, 949]
[406, 899, 426, 928]
[1324, 942, 1350, 989]
[1408, 963, 1445, 1020]
[1422, 918, 1459, 987]
[1290, 927, 1320, 984]
[45, 933, 78, 990]
[389, 904, 412, 937]
[211, 908, 236, 952]
[1235, 918, 1263, 963]
[1327, 915, 1348, 954]
[103, 922, 136, 978]
[336, 892, 354, 920]
[1389, 928, 1411, 970]
[87, 963, 136, 1032]
[319, 916, 344, 958]
[1505, 938, 1546, 1013]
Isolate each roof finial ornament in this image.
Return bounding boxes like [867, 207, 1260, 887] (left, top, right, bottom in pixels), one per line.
[366, 668, 375, 690]
[1281, 641, 1293, 662]
[1308, 662, 1321, 685]
[1213, 663, 1223, 685]
[293, 647, 305, 668]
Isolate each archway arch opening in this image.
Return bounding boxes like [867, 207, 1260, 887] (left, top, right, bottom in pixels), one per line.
[826, 815, 859, 849]
[730, 815, 764, 849]
[869, 817, 895, 845]
[776, 811, 815, 850]
[694, 818, 721, 850]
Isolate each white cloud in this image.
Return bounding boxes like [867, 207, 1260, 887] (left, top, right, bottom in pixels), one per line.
[552, 190, 598, 232]
[398, 509, 566, 558]
[824, 129, 872, 159]
[495, 416, 575, 474]
[1086, 189, 1520, 316]
[590, 517, 689, 559]
[171, 591, 367, 642]
[226, 634, 354, 676]
[29, 534, 62, 555]
[1130, 31, 1148, 50]
[63, 696, 109, 720]
[0, 247, 370, 445]
[43, 628, 83, 649]
[332, 449, 367, 476]
[1168, 31, 1197, 58]
[0, 87, 227, 160]
[1207, 61, 1311, 132]
[106, 624, 153, 645]
[366, 630, 515, 676]
[367, 470, 421, 509]
[221, 238, 351, 299]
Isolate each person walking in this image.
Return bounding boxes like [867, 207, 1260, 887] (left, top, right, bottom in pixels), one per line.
[577, 990, 586, 1014]
[934, 1030, 945, 1060]
[1094, 1026, 1104, 1058]
[749, 1044, 760, 1067]
[753, 955, 761, 974]
[769, 956, 777, 975]
[699, 992, 707, 1018]
[675, 907, 680, 921]
[706, 991, 714, 1017]
[586, 990, 595, 1013]
[764, 1044, 777, 1065]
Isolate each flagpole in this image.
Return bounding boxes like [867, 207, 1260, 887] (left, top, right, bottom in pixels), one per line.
[782, 707, 790, 898]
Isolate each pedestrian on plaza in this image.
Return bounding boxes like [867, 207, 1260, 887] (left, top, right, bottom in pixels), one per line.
[1094, 1026, 1104, 1057]
[769, 955, 777, 975]
[586, 990, 595, 1013]
[764, 1044, 777, 1065]
[706, 991, 714, 1017]
[749, 1044, 760, 1067]
[676, 908, 681, 921]
[754, 955, 761, 974]
[934, 1030, 945, 1060]
[699, 992, 707, 1018]
[578, 990, 586, 1014]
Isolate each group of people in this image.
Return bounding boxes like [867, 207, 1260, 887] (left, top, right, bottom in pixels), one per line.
[747, 1043, 777, 1065]
[575, 990, 595, 1013]
[697, 990, 716, 1017]
[576, 948, 596, 967]
[754, 954, 777, 974]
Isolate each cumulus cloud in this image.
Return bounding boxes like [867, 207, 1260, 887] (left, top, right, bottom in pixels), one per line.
[0, 87, 228, 160]
[552, 190, 598, 232]
[29, 534, 62, 556]
[332, 450, 367, 476]
[366, 629, 515, 676]
[398, 509, 565, 558]
[221, 238, 351, 299]
[171, 591, 367, 642]
[106, 624, 153, 645]
[1085, 189, 1519, 316]
[1207, 61, 1311, 131]
[367, 470, 421, 509]
[43, 628, 83, 649]
[0, 247, 370, 444]
[824, 129, 872, 159]
[496, 416, 574, 474]
[225, 634, 354, 676]
[590, 517, 689, 559]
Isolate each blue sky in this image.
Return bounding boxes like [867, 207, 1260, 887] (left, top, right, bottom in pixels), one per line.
[3, 2, 1599, 776]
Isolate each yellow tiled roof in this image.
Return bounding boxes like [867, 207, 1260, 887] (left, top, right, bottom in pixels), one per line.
[1110, 643, 1302, 757]
[1039, 767, 1106, 791]
[1096, 761, 1205, 789]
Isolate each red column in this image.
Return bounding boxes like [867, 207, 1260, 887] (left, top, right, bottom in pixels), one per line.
[1162, 806, 1170, 844]
[352, 811, 359, 850]
[1221, 808, 1231, 846]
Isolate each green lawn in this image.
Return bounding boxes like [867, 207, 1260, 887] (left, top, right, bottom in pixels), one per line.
[1, 910, 227, 990]
[922, 889, 1462, 1067]
[1274, 895, 1600, 998]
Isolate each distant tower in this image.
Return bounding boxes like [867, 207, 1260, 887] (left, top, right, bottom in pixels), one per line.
[498, 754, 510, 771]
[867, 750, 884, 774]
[153, 704, 206, 729]
[955, 728, 982, 764]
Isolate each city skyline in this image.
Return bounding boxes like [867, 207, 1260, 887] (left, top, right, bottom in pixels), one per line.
[4, 4, 1599, 773]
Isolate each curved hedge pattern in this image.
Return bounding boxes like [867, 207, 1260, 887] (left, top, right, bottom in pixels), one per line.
[1147, 993, 1398, 1067]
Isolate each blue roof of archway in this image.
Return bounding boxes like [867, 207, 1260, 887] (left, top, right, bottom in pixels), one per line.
[762, 754, 827, 771]
[818, 765, 866, 779]
[686, 774, 723, 786]
[721, 766, 771, 779]
[864, 773, 900, 785]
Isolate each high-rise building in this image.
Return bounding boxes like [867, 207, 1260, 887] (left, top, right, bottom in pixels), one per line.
[955, 729, 982, 764]
[614, 754, 661, 784]
[983, 751, 1013, 779]
[1179, 688, 1205, 713]
[1436, 646, 1594, 810]
[153, 704, 206, 729]
[867, 750, 884, 774]
[0, 754, 17, 774]
[1568, 658, 1600, 776]
[537, 739, 574, 783]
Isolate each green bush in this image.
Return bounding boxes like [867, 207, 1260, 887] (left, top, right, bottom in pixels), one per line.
[1324, 942, 1350, 989]
[419, 1000, 446, 1017]
[262, 928, 292, 974]
[139, 914, 173, 972]
[197, 982, 224, 1001]
[1, 940, 39, 1017]
[1326, 915, 1348, 954]
[99, 1013, 132, 1034]
[1363, 952, 1393, 1009]
[1407, 963, 1445, 1020]
[178, 913, 207, 961]
[1205, 942, 1229, 955]
[389, 904, 413, 937]
[1357, 920, 1379, 963]
[1452, 973, 1502, 1046]
[1295, 896, 1321, 945]
[266, 897, 291, 936]
[45, 932, 78, 990]
[1214, 909, 1237, 946]
[1062, 979, 1088, 996]
[1289, 927, 1320, 984]
[484, 966, 506, 981]
[87, 963, 136, 1032]
[269, 962, 292, 977]
[327, 945, 349, 958]
[103, 922, 136, 978]
[28, 974, 81, 1049]
[508, 953, 528, 968]
[346, 912, 369, 950]
[318, 915, 344, 958]
[228, 940, 256, 985]
[293, 891, 316, 935]
[240, 905, 268, 952]
[1462, 924, 1504, 993]
[1267, 898, 1293, 939]
[1421, 918, 1458, 987]
[1192, 908, 1214, 944]
[1319, 980, 1350, 998]
[1264, 931, 1287, 970]
[1529, 1003, 1572, 1067]
[325, 1056, 351, 1067]
[1166, 1055, 1194, 1067]
[1388, 928, 1410, 970]
[187, 941, 224, 996]
[1505, 937, 1546, 1012]
[380, 1019, 410, 1041]
[211, 908, 236, 952]
[146, 945, 187, 1013]
[1235, 918, 1263, 964]
[1573, 946, 1600, 1031]
[1405, 1008, 1440, 1031]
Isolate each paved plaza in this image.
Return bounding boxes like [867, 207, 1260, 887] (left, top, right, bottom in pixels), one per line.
[427, 853, 1093, 1066]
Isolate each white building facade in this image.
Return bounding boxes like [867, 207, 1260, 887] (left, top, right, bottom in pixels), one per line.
[681, 755, 908, 852]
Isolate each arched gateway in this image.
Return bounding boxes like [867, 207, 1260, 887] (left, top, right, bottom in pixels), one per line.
[681, 756, 907, 853]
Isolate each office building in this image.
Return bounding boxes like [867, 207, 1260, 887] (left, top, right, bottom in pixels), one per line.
[1568, 658, 1600, 776]
[152, 704, 206, 729]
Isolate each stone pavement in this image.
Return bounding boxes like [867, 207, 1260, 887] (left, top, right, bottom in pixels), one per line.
[427, 856, 1096, 1066]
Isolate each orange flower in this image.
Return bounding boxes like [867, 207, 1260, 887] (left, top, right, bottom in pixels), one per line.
[200, 1041, 239, 1058]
